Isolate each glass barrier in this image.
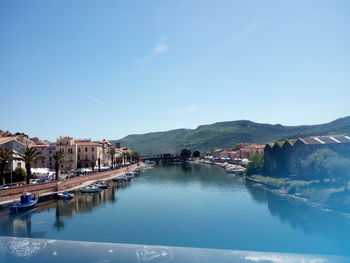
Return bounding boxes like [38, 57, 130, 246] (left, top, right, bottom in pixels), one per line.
[0, 236, 349, 263]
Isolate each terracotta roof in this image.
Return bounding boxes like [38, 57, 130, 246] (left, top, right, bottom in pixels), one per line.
[253, 145, 266, 149]
[75, 141, 101, 145]
[31, 144, 48, 147]
[99, 140, 112, 146]
[0, 136, 16, 144]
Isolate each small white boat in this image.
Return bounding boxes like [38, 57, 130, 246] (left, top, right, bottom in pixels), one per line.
[113, 176, 130, 183]
[57, 191, 74, 199]
[92, 181, 109, 189]
[125, 171, 135, 178]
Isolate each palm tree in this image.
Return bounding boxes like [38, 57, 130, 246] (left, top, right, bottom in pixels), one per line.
[17, 146, 42, 184]
[125, 152, 131, 163]
[107, 148, 116, 169]
[120, 152, 127, 165]
[116, 155, 123, 165]
[0, 149, 11, 185]
[52, 151, 64, 181]
[131, 152, 140, 162]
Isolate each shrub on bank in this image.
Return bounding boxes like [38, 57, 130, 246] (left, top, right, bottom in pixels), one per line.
[245, 154, 264, 176]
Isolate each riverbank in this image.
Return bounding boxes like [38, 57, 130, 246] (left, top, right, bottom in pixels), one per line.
[190, 159, 246, 174]
[193, 158, 350, 215]
[246, 174, 350, 216]
[0, 163, 146, 208]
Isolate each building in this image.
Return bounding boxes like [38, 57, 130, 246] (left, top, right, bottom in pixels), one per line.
[0, 136, 26, 172]
[99, 139, 114, 166]
[233, 144, 265, 159]
[31, 143, 56, 170]
[56, 137, 113, 170]
[211, 148, 226, 159]
[115, 147, 131, 164]
[210, 144, 265, 160]
[264, 135, 350, 177]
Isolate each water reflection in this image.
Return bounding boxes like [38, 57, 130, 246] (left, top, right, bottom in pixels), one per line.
[0, 182, 120, 236]
[0, 208, 46, 238]
[245, 181, 350, 253]
[149, 163, 245, 190]
[1, 165, 350, 256]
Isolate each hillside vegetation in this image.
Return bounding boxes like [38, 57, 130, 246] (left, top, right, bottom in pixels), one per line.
[112, 116, 350, 156]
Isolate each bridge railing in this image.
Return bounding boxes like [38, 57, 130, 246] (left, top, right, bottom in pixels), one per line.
[0, 236, 349, 263]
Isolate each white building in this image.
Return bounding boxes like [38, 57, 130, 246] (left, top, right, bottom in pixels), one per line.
[0, 136, 26, 171]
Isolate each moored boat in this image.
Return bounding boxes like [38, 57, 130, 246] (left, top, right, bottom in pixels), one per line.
[9, 192, 39, 213]
[125, 171, 135, 178]
[80, 186, 101, 193]
[57, 191, 74, 199]
[92, 181, 109, 189]
[113, 176, 130, 183]
[134, 167, 142, 174]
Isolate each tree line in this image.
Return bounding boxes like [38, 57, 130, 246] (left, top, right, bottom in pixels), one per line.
[245, 148, 350, 189]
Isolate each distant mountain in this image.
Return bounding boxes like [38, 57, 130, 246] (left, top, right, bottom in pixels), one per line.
[111, 116, 350, 156]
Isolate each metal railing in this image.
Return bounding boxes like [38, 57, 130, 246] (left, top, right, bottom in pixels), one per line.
[0, 236, 348, 263]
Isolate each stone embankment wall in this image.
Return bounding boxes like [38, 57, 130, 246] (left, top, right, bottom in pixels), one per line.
[57, 168, 126, 191]
[0, 181, 57, 202]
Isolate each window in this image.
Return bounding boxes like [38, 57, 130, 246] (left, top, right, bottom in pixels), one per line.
[85, 147, 88, 152]
[17, 162, 21, 168]
[78, 148, 81, 153]
[78, 155, 80, 160]
[92, 147, 94, 151]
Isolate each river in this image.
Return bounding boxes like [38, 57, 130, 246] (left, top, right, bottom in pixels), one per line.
[1, 164, 350, 256]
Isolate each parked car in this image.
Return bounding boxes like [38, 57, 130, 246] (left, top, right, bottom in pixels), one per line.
[29, 179, 40, 184]
[2, 183, 18, 189]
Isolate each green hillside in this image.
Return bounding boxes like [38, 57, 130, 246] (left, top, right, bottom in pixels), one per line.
[112, 116, 350, 156]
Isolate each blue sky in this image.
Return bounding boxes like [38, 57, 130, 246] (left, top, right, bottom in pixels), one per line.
[1, 0, 349, 141]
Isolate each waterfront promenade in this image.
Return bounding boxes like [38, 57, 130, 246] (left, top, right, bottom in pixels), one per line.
[0, 163, 141, 206]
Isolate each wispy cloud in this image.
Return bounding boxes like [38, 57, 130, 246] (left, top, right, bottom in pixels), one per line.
[136, 36, 169, 63]
[152, 37, 169, 55]
[223, 22, 261, 47]
[85, 95, 104, 105]
[223, 19, 276, 47]
[171, 105, 202, 114]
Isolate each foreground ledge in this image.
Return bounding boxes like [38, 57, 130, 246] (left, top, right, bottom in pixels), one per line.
[0, 236, 348, 263]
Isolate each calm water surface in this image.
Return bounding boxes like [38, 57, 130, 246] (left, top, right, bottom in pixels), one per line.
[1, 164, 350, 256]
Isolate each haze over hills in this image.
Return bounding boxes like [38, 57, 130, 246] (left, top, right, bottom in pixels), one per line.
[112, 116, 350, 156]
